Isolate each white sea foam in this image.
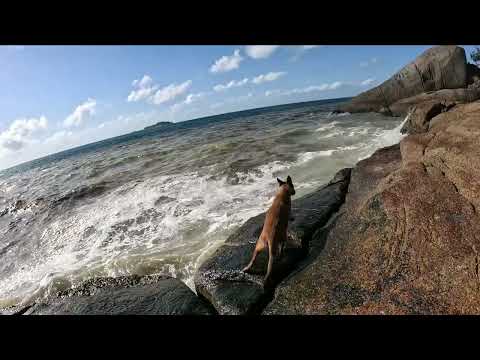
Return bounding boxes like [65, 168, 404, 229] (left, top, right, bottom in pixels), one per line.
[347, 127, 369, 137]
[297, 150, 335, 163]
[319, 130, 344, 139]
[0, 158, 295, 303]
[356, 113, 410, 161]
[373, 112, 409, 147]
[315, 121, 338, 132]
[327, 111, 351, 118]
[336, 145, 361, 151]
[0, 109, 411, 306]
[297, 144, 367, 165]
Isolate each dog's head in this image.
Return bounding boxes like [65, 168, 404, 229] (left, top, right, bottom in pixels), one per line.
[277, 175, 295, 196]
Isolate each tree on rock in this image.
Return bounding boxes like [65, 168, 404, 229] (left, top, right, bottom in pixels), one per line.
[471, 47, 480, 65]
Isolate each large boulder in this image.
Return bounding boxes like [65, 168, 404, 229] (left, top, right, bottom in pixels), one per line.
[339, 46, 468, 114]
[12, 274, 216, 315]
[265, 101, 480, 314]
[194, 168, 351, 315]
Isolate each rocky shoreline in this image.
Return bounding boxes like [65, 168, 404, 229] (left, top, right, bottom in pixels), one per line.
[3, 45, 480, 315]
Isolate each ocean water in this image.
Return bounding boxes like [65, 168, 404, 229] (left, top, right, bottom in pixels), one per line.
[0, 98, 407, 308]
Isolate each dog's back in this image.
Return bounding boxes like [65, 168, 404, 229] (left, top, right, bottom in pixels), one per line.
[261, 186, 291, 252]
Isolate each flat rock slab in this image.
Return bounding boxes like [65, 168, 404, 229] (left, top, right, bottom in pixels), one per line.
[389, 88, 480, 117]
[15, 274, 215, 315]
[194, 168, 351, 315]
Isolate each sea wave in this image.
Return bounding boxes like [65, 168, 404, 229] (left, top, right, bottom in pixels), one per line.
[297, 150, 335, 163]
[0, 104, 408, 308]
[315, 121, 339, 132]
[0, 158, 295, 305]
[326, 111, 351, 118]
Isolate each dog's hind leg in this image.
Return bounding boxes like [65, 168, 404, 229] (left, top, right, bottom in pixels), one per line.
[264, 242, 274, 287]
[242, 239, 264, 273]
[281, 228, 288, 257]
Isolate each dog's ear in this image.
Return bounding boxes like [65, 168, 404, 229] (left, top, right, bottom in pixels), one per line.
[287, 176, 293, 185]
[277, 178, 285, 186]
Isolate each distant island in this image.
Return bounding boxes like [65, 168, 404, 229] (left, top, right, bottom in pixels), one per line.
[144, 121, 174, 131]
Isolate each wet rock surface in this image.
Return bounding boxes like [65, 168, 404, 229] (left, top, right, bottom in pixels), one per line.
[265, 101, 480, 314]
[194, 168, 351, 315]
[12, 274, 216, 315]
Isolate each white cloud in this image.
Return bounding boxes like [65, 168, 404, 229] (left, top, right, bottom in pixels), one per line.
[265, 81, 343, 97]
[360, 58, 378, 67]
[184, 92, 206, 104]
[127, 86, 157, 102]
[0, 116, 48, 151]
[213, 78, 249, 92]
[243, 45, 318, 60]
[302, 85, 328, 92]
[64, 98, 97, 128]
[116, 111, 159, 127]
[244, 46, 280, 59]
[252, 71, 286, 84]
[213, 72, 286, 93]
[132, 75, 153, 88]
[328, 81, 343, 90]
[170, 91, 207, 112]
[292, 82, 343, 93]
[98, 123, 106, 129]
[361, 78, 376, 86]
[149, 80, 192, 105]
[0, 110, 173, 169]
[210, 49, 243, 73]
[44, 130, 73, 144]
[127, 75, 192, 105]
[265, 89, 280, 97]
[223, 92, 253, 104]
[127, 74, 158, 102]
[290, 45, 322, 61]
[210, 102, 224, 109]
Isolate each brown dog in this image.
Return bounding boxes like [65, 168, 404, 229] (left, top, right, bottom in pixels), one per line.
[242, 175, 296, 287]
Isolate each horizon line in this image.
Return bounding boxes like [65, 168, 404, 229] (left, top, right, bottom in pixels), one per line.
[0, 96, 352, 173]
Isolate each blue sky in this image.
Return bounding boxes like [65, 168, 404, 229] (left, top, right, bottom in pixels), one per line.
[0, 45, 477, 170]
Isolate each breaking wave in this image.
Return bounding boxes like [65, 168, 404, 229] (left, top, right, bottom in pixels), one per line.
[0, 99, 407, 308]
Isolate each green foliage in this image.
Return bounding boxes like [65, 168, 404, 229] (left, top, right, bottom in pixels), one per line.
[471, 47, 480, 65]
